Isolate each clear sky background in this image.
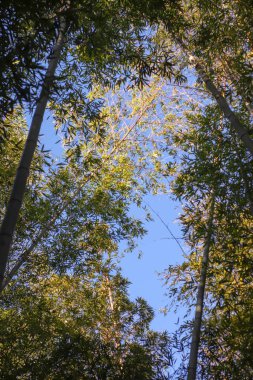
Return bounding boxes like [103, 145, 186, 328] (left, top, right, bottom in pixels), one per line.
[38, 109, 186, 335]
[121, 194, 185, 332]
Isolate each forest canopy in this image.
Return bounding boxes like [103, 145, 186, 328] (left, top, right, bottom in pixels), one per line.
[0, 1, 252, 379]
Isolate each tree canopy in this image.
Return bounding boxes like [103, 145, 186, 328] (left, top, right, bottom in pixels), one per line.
[0, 1, 252, 378]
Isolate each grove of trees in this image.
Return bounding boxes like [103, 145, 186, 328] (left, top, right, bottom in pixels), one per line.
[0, 0, 252, 379]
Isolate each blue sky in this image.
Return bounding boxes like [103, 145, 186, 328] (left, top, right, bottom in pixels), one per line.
[37, 106, 186, 335]
[121, 194, 185, 332]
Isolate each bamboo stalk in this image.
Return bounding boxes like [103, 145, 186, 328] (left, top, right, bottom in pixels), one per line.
[0, 87, 160, 291]
[174, 35, 253, 156]
[0, 18, 66, 288]
[187, 194, 215, 380]
[193, 60, 253, 156]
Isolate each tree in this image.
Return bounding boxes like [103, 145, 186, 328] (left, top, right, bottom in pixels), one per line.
[161, 101, 253, 378]
[156, 0, 253, 154]
[1, 3, 252, 374]
[187, 193, 215, 380]
[0, 251, 173, 379]
[0, 94, 176, 377]
[0, 0, 65, 118]
[0, 0, 179, 286]
[0, 79, 174, 291]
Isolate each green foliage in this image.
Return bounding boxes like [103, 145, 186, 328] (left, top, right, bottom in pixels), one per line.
[161, 100, 253, 378]
[0, 104, 174, 377]
[1, 1, 253, 377]
[0, 0, 61, 117]
[0, 0, 181, 119]
[0, 259, 172, 379]
[161, 0, 253, 113]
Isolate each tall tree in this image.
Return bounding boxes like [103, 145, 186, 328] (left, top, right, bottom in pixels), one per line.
[161, 101, 253, 378]
[0, 80, 174, 291]
[156, 0, 253, 154]
[0, 16, 66, 287]
[187, 193, 215, 380]
[0, 0, 179, 286]
[0, 250, 173, 379]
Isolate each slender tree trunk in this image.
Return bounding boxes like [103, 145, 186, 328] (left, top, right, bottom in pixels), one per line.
[0, 88, 161, 292]
[173, 35, 253, 156]
[192, 60, 253, 156]
[217, 57, 253, 116]
[104, 271, 123, 369]
[187, 194, 215, 380]
[0, 18, 66, 288]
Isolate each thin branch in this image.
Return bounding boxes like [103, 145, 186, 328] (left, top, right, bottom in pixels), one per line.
[144, 200, 186, 255]
[1, 85, 163, 291]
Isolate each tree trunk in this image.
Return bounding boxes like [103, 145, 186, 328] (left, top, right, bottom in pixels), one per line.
[0, 88, 161, 292]
[104, 271, 123, 368]
[173, 35, 253, 156]
[193, 60, 253, 156]
[187, 194, 215, 380]
[0, 18, 66, 288]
